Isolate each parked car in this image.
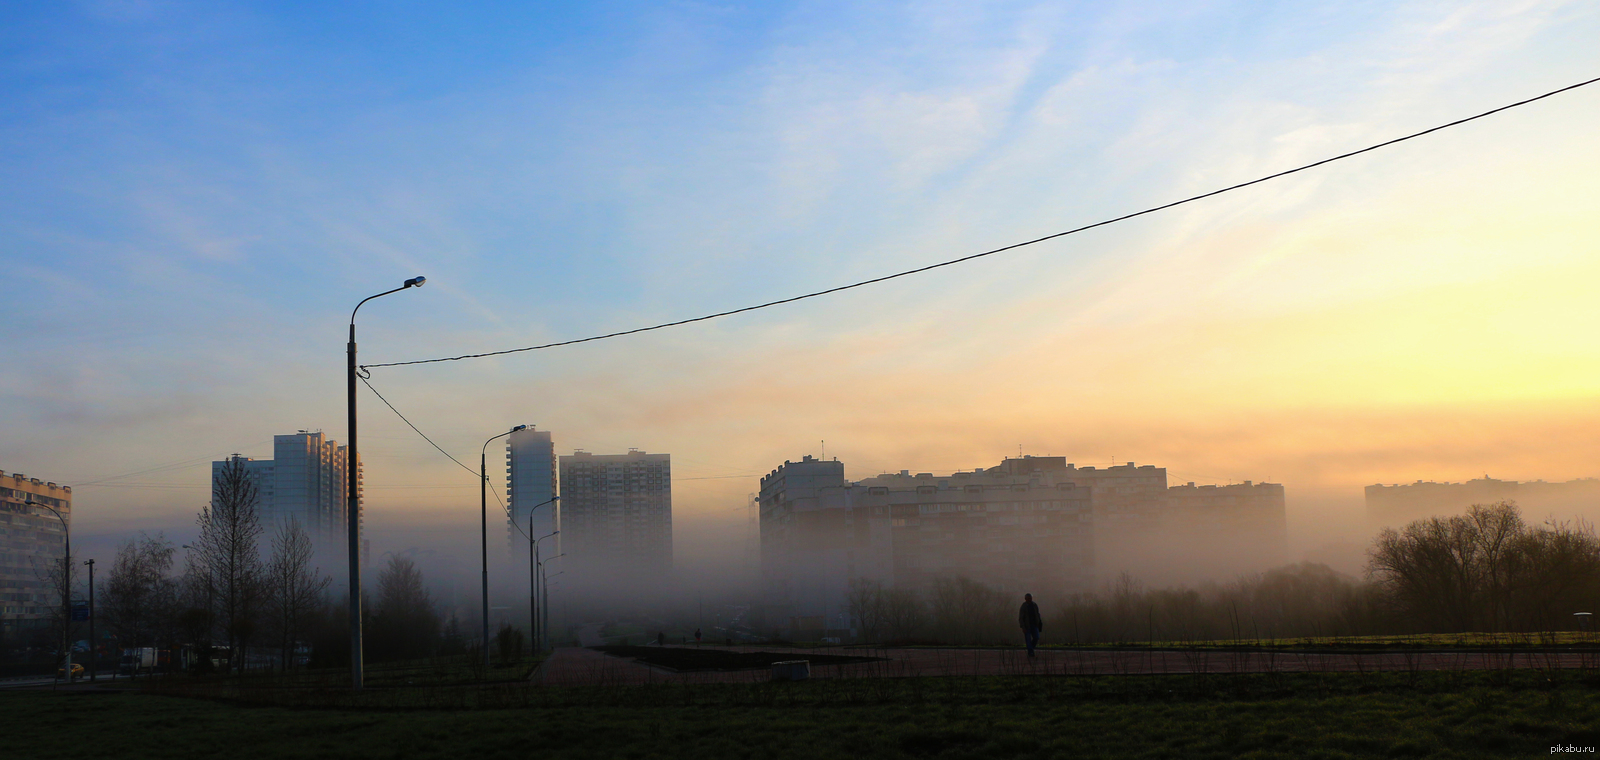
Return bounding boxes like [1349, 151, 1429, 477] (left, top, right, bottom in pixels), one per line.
[57, 663, 85, 680]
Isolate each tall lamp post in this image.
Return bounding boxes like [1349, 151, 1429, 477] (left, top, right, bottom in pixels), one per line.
[532, 533, 558, 650]
[524, 498, 558, 655]
[348, 276, 426, 690]
[543, 568, 566, 650]
[27, 499, 71, 684]
[84, 558, 96, 682]
[480, 425, 527, 675]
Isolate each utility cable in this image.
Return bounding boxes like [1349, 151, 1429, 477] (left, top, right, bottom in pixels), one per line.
[362, 74, 1600, 371]
[357, 374, 533, 541]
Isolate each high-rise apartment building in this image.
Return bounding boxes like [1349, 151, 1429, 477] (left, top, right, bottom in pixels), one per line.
[759, 456, 1094, 631]
[757, 454, 1288, 632]
[507, 426, 559, 556]
[0, 470, 72, 634]
[211, 431, 359, 551]
[558, 450, 673, 577]
[1367, 476, 1600, 527]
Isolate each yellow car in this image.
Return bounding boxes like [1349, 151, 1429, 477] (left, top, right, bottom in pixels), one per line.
[57, 663, 85, 680]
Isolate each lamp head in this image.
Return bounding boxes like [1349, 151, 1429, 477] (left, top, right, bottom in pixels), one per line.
[404, 276, 426, 288]
[511, 424, 528, 432]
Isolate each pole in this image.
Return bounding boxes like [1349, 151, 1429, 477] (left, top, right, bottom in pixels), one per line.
[537, 512, 544, 659]
[481, 445, 490, 675]
[62, 522, 71, 684]
[86, 559, 96, 682]
[347, 322, 363, 690]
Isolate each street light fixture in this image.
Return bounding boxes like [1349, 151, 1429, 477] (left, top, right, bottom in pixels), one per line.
[26, 499, 71, 685]
[348, 276, 425, 690]
[480, 424, 528, 675]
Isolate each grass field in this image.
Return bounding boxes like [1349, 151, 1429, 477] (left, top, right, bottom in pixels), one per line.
[6, 669, 1600, 759]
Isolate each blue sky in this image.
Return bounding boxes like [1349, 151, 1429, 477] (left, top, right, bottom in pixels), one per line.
[3, 1, 1598, 568]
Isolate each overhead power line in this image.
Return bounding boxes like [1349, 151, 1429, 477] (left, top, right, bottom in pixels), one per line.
[358, 374, 532, 541]
[362, 75, 1600, 372]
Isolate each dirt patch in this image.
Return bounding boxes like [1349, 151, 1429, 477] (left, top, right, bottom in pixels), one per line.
[591, 646, 885, 672]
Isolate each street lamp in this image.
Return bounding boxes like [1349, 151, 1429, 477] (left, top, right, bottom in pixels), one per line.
[524, 498, 558, 656]
[540, 552, 566, 651]
[480, 425, 527, 675]
[84, 558, 96, 682]
[544, 569, 566, 650]
[532, 533, 559, 650]
[348, 275, 426, 691]
[26, 499, 71, 685]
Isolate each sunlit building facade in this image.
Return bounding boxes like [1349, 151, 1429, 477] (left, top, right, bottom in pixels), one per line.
[0, 469, 72, 634]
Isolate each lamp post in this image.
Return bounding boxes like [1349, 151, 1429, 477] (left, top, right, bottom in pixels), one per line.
[524, 498, 557, 655]
[543, 568, 565, 650]
[27, 499, 70, 684]
[84, 558, 95, 682]
[540, 553, 566, 651]
[348, 276, 426, 690]
[532, 533, 558, 650]
[480, 425, 527, 675]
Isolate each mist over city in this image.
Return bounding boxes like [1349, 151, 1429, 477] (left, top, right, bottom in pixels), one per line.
[2, 2, 1598, 757]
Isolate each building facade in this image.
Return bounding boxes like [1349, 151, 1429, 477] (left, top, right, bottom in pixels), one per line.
[758, 454, 1289, 630]
[1367, 476, 1600, 528]
[211, 431, 359, 551]
[0, 470, 72, 634]
[759, 456, 1095, 630]
[507, 426, 559, 557]
[558, 450, 672, 577]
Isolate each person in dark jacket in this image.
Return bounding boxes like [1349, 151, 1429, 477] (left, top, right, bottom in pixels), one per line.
[1018, 593, 1043, 657]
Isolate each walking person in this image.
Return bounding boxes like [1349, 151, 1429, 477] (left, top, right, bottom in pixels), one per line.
[1018, 593, 1043, 657]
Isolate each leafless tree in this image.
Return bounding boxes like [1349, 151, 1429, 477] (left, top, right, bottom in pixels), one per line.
[881, 586, 927, 642]
[369, 555, 440, 662]
[31, 544, 78, 666]
[102, 533, 177, 653]
[264, 518, 330, 670]
[930, 575, 1008, 644]
[1368, 502, 1600, 632]
[845, 577, 887, 643]
[193, 456, 265, 671]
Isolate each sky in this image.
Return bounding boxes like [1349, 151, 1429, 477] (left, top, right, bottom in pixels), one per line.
[2, 0, 1598, 576]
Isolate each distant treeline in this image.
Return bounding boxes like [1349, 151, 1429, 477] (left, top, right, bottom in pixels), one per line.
[1, 458, 457, 670]
[846, 501, 1600, 645]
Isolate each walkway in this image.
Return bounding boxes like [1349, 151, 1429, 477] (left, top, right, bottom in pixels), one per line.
[533, 644, 1600, 687]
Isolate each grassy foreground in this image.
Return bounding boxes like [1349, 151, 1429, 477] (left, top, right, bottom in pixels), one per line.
[7, 672, 1600, 759]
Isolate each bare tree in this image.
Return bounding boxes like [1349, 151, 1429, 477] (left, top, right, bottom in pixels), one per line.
[194, 456, 265, 671]
[31, 545, 78, 668]
[265, 518, 330, 670]
[369, 555, 440, 662]
[930, 576, 1007, 644]
[102, 533, 177, 654]
[881, 586, 927, 642]
[845, 578, 886, 643]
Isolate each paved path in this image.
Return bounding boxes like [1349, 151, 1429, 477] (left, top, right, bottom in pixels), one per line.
[534, 645, 1600, 687]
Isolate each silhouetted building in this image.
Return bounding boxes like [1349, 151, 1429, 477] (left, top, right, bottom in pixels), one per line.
[759, 454, 1290, 627]
[507, 426, 559, 555]
[559, 450, 672, 576]
[211, 431, 359, 552]
[0, 469, 72, 634]
[1367, 477, 1600, 527]
[759, 456, 1093, 630]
